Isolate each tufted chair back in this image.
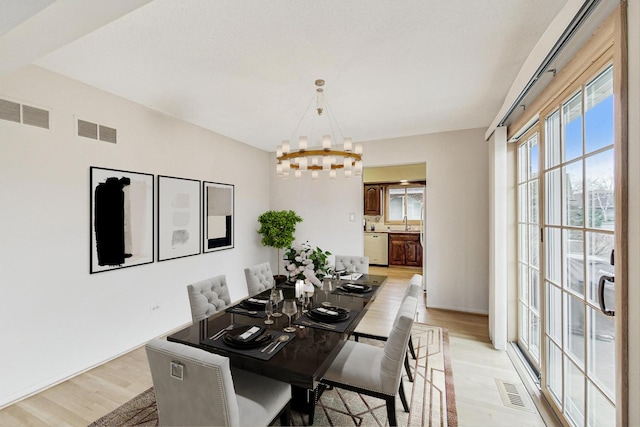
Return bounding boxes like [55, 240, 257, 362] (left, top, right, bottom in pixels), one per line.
[187, 275, 231, 323]
[146, 338, 240, 426]
[146, 338, 292, 427]
[380, 295, 417, 395]
[244, 262, 275, 297]
[334, 255, 370, 274]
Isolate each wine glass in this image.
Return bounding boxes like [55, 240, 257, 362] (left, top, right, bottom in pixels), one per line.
[305, 289, 315, 310]
[348, 264, 357, 278]
[321, 278, 333, 307]
[282, 300, 298, 332]
[298, 292, 308, 313]
[271, 289, 283, 317]
[264, 300, 274, 325]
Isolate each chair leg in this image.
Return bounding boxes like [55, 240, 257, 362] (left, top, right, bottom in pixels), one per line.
[386, 395, 398, 426]
[404, 353, 413, 382]
[399, 379, 409, 412]
[279, 403, 291, 426]
[408, 335, 416, 359]
[354, 334, 359, 342]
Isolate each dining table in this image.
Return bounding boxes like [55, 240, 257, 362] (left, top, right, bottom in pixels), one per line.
[166, 273, 387, 425]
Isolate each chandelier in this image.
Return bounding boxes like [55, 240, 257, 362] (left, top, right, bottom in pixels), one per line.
[276, 79, 362, 179]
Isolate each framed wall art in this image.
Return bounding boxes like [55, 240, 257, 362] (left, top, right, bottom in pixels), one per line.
[90, 167, 154, 273]
[158, 175, 201, 261]
[203, 181, 234, 252]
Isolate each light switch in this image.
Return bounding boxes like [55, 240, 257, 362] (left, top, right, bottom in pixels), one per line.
[349, 213, 355, 222]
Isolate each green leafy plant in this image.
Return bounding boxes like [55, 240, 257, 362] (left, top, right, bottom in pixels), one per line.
[283, 242, 332, 288]
[257, 210, 303, 275]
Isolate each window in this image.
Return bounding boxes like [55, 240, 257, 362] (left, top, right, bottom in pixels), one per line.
[517, 130, 542, 370]
[385, 185, 424, 224]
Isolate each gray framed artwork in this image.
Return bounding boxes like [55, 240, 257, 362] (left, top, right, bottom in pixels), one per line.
[203, 181, 234, 252]
[158, 175, 201, 261]
[90, 167, 154, 273]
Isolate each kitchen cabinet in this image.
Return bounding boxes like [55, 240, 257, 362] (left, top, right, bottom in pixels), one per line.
[388, 233, 422, 267]
[364, 232, 389, 265]
[364, 185, 382, 216]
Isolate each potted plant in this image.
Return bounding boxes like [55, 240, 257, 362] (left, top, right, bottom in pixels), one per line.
[257, 210, 303, 284]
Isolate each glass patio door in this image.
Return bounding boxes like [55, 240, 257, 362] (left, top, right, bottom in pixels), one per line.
[517, 132, 541, 372]
[541, 65, 616, 427]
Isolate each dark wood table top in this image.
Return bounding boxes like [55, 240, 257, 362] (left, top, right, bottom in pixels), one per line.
[167, 274, 387, 390]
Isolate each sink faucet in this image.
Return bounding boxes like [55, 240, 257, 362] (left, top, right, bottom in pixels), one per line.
[403, 215, 410, 231]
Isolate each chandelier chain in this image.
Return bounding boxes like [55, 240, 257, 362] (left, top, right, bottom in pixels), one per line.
[288, 93, 316, 143]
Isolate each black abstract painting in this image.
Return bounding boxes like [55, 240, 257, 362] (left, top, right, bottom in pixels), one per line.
[90, 167, 154, 273]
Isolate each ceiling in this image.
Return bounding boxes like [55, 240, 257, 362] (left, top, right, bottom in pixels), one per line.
[4, 0, 568, 152]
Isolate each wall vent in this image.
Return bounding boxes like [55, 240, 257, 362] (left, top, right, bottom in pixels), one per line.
[0, 98, 50, 129]
[99, 125, 117, 144]
[77, 119, 117, 144]
[495, 379, 536, 412]
[78, 119, 98, 139]
[0, 99, 21, 123]
[22, 105, 50, 129]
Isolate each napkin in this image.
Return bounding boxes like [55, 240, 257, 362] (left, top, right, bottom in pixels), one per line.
[344, 283, 364, 290]
[238, 326, 261, 341]
[315, 307, 339, 316]
[342, 273, 363, 280]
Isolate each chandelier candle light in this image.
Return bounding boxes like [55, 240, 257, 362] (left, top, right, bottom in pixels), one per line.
[276, 79, 363, 179]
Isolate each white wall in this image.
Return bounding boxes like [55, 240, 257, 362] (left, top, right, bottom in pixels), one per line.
[0, 66, 270, 407]
[269, 154, 364, 273]
[360, 128, 490, 314]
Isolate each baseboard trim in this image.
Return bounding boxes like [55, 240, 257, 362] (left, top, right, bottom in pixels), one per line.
[426, 306, 489, 316]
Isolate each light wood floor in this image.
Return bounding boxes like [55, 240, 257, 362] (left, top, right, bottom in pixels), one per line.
[0, 266, 549, 426]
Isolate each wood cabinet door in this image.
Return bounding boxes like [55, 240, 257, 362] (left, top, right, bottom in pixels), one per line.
[364, 185, 381, 216]
[388, 239, 406, 265]
[404, 240, 423, 267]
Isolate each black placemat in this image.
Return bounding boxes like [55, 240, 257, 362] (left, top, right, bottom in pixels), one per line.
[293, 307, 360, 333]
[225, 304, 267, 318]
[201, 329, 295, 361]
[331, 284, 379, 297]
[242, 298, 270, 309]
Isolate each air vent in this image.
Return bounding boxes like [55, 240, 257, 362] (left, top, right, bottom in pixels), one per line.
[22, 105, 50, 129]
[0, 99, 20, 123]
[495, 379, 535, 412]
[99, 125, 117, 144]
[0, 98, 50, 129]
[78, 120, 98, 139]
[77, 119, 117, 144]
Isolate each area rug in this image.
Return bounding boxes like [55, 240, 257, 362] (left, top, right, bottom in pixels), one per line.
[90, 323, 456, 427]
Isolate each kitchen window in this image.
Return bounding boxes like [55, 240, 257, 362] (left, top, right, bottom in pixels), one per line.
[385, 184, 424, 224]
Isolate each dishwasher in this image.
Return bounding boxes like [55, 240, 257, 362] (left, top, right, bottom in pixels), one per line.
[364, 232, 389, 266]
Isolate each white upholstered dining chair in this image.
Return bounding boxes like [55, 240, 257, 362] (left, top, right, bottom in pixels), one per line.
[334, 255, 370, 274]
[186, 275, 232, 323]
[146, 338, 291, 427]
[244, 262, 275, 296]
[321, 294, 418, 426]
[353, 274, 422, 379]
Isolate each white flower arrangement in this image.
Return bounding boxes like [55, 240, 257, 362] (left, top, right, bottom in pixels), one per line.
[282, 241, 331, 288]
